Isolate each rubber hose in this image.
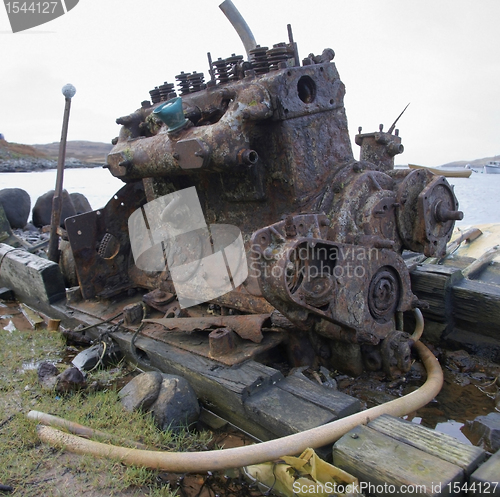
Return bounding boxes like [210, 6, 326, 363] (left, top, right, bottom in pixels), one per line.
[411, 308, 424, 341]
[35, 340, 442, 473]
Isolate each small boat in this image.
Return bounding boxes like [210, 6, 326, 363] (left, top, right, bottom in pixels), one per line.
[408, 163, 472, 178]
[484, 161, 500, 174]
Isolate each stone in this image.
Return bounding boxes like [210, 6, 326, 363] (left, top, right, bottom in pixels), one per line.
[37, 361, 60, 390]
[119, 371, 163, 412]
[55, 367, 86, 393]
[443, 349, 477, 373]
[32, 189, 76, 228]
[466, 412, 500, 453]
[69, 192, 92, 215]
[0, 188, 31, 229]
[150, 374, 200, 431]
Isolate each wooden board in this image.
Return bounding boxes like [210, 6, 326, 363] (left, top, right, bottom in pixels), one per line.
[277, 374, 360, 419]
[369, 415, 486, 476]
[451, 279, 500, 338]
[0, 243, 65, 307]
[470, 449, 500, 495]
[244, 386, 337, 438]
[410, 265, 463, 323]
[333, 425, 463, 496]
[112, 331, 283, 441]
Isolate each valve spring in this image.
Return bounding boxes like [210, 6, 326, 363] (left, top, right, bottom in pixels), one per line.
[213, 57, 230, 85]
[188, 71, 205, 93]
[249, 45, 269, 74]
[225, 53, 244, 81]
[159, 82, 175, 101]
[267, 43, 292, 71]
[175, 72, 192, 95]
[149, 87, 161, 104]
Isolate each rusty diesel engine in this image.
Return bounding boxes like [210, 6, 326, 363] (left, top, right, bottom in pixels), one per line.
[66, 7, 462, 378]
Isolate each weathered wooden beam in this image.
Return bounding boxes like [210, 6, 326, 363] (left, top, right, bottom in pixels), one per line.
[369, 415, 486, 477]
[277, 374, 360, 419]
[112, 330, 283, 441]
[0, 243, 66, 308]
[410, 265, 463, 324]
[451, 279, 500, 339]
[333, 425, 464, 496]
[469, 449, 500, 496]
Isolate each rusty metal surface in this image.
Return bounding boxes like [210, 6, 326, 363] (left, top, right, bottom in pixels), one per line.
[140, 323, 285, 366]
[66, 18, 463, 378]
[144, 314, 271, 344]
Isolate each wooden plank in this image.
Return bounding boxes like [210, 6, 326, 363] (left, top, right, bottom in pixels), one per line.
[112, 331, 282, 441]
[369, 414, 486, 476]
[451, 279, 500, 338]
[277, 374, 360, 419]
[333, 425, 463, 497]
[244, 386, 336, 438]
[19, 303, 45, 330]
[469, 449, 500, 496]
[0, 243, 66, 307]
[410, 265, 462, 322]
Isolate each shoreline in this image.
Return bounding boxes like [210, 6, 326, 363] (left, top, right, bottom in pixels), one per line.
[0, 159, 105, 173]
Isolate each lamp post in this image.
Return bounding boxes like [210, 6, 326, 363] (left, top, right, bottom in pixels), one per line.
[47, 83, 76, 263]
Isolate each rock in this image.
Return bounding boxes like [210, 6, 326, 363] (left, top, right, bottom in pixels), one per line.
[0, 188, 31, 228]
[55, 367, 86, 393]
[466, 412, 500, 452]
[443, 349, 477, 373]
[119, 371, 163, 412]
[150, 374, 200, 431]
[69, 192, 92, 215]
[37, 361, 60, 390]
[32, 189, 76, 228]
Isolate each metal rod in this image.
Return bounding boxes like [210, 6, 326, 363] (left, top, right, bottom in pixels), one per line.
[48, 84, 76, 263]
[387, 102, 410, 134]
[219, 0, 257, 58]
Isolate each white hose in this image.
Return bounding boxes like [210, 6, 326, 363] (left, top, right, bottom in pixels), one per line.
[34, 340, 442, 473]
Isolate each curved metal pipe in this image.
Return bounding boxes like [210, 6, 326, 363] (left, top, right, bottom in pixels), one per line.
[33, 340, 442, 473]
[219, 0, 257, 58]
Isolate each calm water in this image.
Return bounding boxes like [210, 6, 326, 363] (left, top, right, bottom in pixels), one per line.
[0, 167, 124, 211]
[450, 172, 500, 227]
[0, 168, 499, 224]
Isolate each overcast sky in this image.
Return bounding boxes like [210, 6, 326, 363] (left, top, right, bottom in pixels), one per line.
[1, 0, 499, 167]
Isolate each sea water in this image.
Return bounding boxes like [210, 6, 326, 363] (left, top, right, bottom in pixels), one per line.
[0, 167, 124, 211]
[0, 168, 498, 225]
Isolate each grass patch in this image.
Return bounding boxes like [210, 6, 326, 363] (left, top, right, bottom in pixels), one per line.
[0, 323, 211, 496]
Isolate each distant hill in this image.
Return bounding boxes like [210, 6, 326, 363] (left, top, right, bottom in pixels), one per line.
[0, 139, 112, 172]
[32, 140, 113, 164]
[440, 155, 500, 168]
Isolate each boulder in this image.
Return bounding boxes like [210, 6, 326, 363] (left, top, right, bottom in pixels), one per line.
[119, 371, 163, 412]
[32, 189, 76, 228]
[0, 188, 31, 229]
[69, 192, 92, 215]
[150, 374, 200, 431]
